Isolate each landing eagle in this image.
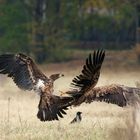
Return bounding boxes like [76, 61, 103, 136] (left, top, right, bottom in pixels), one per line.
[0, 53, 73, 121]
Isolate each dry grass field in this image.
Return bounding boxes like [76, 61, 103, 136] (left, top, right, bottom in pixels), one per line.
[0, 50, 140, 140]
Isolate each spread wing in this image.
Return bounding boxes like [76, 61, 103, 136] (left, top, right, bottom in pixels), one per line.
[71, 84, 140, 107]
[84, 85, 127, 107]
[0, 53, 48, 91]
[71, 50, 105, 92]
[37, 94, 73, 121]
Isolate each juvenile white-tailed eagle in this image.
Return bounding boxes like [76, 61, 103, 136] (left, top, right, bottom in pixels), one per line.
[0, 53, 73, 121]
[66, 50, 140, 107]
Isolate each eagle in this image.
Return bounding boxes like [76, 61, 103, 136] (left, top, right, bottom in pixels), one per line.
[0, 53, 73, 121]
[70, 111, 82, 124]
[66, 50, 140, 107]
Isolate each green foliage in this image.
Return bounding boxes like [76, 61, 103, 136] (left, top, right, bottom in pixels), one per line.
[114, 3, 135, 26]
[0, 1, 29, 53]
[58, 0, 136, 42]
[0, 0, 139, 62]
[44, 27, 72, 62]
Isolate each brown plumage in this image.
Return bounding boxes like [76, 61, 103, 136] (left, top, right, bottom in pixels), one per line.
[66, 50, 140, 107]
[0, 53, 73, 121]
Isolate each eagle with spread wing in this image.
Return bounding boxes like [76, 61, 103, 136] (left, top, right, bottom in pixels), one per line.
[66, 50, 140, 107]
[0, 53, 73, 121]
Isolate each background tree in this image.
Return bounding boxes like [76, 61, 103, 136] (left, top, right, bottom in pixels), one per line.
[0, 0, 139, 63]
[0, 0, 29, 53]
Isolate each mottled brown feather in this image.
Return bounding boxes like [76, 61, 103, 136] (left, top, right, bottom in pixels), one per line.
[0, 53, 48, 90]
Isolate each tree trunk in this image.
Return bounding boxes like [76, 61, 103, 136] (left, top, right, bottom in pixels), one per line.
[32, 0, 47, 63]
[136, 5, 140, 44]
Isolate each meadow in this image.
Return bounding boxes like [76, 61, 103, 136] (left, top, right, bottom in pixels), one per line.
[0, 50, 140, 140]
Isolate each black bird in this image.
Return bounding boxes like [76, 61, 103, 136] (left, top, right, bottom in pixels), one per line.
[70, 112, 82, 124]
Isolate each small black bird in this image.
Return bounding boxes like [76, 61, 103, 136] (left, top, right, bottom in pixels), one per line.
[70, 112, 82, 124]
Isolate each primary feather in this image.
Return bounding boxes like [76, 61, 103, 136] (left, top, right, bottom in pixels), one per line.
[71, 50, 105, 92]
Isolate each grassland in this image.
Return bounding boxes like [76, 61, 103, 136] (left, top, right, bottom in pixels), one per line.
[0, 50, 140, 140]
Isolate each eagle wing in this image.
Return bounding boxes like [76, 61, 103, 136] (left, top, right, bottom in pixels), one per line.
[37, 94, 73, 121]
[0, 53, 48, 91]
[71, 50, 105, 92]
[84, 85, 127, 107]
[71, 84, 140, 107]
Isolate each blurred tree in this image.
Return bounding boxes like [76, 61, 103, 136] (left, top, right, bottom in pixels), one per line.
[22, 0, 47, 63]
[69, 0, 136, 45]
[22, 0, 71, 62]
[129, 0, 140, 43]
[0, 1, 29, 53]
[43, 0, 73, 62]
[0, 0, 139, 62]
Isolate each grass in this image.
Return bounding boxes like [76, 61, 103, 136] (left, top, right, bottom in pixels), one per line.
[0, 75, 140, 140]
[0, 51, 140, 140]
[0, 97, 126, 140]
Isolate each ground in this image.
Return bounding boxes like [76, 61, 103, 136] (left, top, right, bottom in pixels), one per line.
[0, 50, 140, 140]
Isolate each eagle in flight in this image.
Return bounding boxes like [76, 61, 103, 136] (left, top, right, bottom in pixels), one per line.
[0, 53, 73, 121]
[66, 50, 140, 107]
